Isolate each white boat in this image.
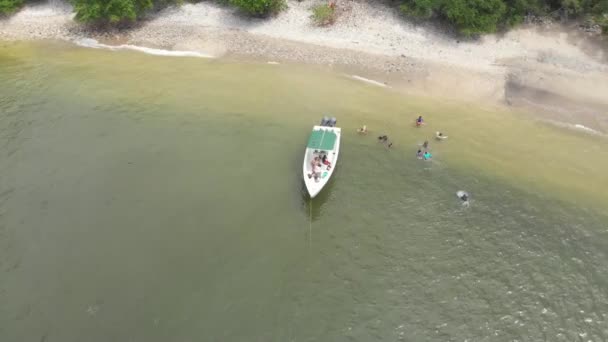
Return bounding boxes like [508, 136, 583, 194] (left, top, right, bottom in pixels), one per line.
[303, 117, 341, 198]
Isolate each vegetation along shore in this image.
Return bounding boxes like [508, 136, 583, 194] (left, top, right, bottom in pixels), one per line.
[2, 0, 607, 36]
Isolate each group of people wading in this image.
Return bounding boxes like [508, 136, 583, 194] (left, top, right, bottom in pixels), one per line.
[357, 115, 447, 160]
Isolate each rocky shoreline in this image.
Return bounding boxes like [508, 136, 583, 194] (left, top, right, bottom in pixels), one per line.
[2, 0, 608, 133]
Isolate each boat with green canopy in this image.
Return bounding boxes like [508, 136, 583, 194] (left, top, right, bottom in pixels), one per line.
[303, 117, 341, 198]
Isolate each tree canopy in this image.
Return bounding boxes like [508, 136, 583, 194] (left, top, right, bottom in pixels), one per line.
[400, 0, 608, 35]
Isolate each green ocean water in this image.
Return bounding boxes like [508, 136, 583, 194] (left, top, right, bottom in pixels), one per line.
[1, 41, 607, 341]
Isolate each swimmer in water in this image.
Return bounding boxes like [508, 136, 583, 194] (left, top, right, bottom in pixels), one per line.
[378, 135, 392, 148]
[458, 191, 470, 206]
[357, 125, 368, 135]
[416, 149, 423, 159]
[423, 151, 432, 160]
[435, 131, 448, 140]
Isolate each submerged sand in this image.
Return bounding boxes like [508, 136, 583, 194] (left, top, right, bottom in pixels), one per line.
[1, 0, 608, 132]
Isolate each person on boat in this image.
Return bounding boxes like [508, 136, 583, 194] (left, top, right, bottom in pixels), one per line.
[308, 158, 322, 181]
[435, 132, 448, 140]
[321, 155, 332, 169]
[416, 149, 423, 159]
[357, 125, 368, 135]
[311, 163, 321, 182]
[415, 116, 424, 127]
[310, 157, 322, 170]
[423, 151, 432, 160]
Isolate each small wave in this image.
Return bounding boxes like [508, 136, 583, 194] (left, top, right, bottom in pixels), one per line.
[74, 38, 214, 58]
[350, 75, 388, 88]
[267, 61, 280, 65]
[542, 120, 606, 137]
[573, 124, 602, 135]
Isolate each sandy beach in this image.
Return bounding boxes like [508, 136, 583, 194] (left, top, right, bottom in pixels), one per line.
[2, 0, 608, 132]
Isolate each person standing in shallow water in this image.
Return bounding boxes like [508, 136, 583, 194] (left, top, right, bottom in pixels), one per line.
[415, 115, 424, 127]
[422, 140, 429, 149]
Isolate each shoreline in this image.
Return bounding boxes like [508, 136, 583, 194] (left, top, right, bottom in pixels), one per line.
[2, 0, 608, 133]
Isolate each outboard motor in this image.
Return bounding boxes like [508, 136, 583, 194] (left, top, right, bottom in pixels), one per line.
[320, 116, 330, 126]
[329, 117, 337, 127]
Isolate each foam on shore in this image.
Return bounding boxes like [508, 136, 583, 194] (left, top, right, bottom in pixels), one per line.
[350, 75, 388, 88]
[74, 38, 214, 58]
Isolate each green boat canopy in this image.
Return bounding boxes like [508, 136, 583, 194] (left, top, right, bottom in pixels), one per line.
[307, 129, 337, 151]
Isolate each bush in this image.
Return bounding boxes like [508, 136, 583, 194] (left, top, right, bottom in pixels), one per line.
[71, 0, 153, 24]
[0, 0, 23, 15]
[596, 13, 608, 34]
[400, 0, 517, 35]
[229, 0, 286, 17]
[311, 3, 335, 26]
[443, 0, 507, 35]
[400, 0, 438, 19]
[503, 0, 545, 26]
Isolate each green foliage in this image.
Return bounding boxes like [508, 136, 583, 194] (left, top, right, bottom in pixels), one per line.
[229, 0, 286, 17]
[595, 13, 608, 33]
[503, 0, 544, 26]
[399, 0, 608, 35]
[311, 3, 335, 26]
[71, 0, 153, 24]
[443, 0, 507, 35]
[0, 0, 23, 15]
[400, 0, 438, 19]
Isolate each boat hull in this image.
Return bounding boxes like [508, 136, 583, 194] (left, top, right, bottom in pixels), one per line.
[302, 126, 341, 198]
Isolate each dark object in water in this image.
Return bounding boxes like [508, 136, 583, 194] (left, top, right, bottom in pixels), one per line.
[457, 190, 469, 202]
[320, 116, 337, 127]
[377, 135, 392, 148]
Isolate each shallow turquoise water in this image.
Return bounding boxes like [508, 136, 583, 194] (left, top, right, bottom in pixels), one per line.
[1, 41, 608, 341]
